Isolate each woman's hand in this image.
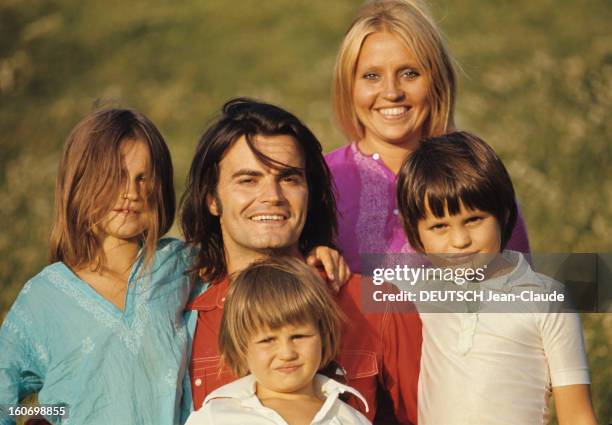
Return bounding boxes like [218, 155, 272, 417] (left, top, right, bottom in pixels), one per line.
[306, 246, 351, 292]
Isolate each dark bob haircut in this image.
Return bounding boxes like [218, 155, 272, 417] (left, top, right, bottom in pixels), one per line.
[180, 98, 337, 283]
[397, 131, 517, 252]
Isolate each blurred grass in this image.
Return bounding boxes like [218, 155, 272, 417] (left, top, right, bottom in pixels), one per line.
[1, 0, 610, 423]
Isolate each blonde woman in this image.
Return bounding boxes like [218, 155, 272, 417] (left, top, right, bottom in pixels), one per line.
[326, 0, 530, 271]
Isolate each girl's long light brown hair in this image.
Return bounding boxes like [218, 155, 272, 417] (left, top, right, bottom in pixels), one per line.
[49, 108, 175, 271]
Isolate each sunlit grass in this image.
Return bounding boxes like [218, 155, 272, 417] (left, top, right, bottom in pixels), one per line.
[1, 1, 610, 423]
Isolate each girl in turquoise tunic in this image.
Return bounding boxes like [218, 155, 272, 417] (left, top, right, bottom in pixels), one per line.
[0, 108, 191, 425]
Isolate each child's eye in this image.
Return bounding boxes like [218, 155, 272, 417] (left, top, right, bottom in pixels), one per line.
[291, 334, 314, 341]
[256, 337, 274, 344]
[430, 223, 447, 231]
[362, 72, 379, 80]
[465, 216, 484, 225]
[238, 178, 255, 184]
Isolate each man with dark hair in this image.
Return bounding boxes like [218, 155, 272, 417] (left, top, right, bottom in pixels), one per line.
[180, 97, 338, 285]
[181, 98, 421, 424]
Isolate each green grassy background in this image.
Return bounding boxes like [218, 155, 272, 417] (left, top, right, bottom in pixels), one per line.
[1, 0, 610, 423]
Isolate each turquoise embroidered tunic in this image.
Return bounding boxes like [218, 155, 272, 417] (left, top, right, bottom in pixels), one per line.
[0, 238, 192, 425]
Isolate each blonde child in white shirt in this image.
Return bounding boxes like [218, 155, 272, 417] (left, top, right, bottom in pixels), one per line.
[185, 257, 371, 425]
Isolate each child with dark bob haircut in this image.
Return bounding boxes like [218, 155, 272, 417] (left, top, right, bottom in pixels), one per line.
[185, 257, 370, 425]
[397, 131, 517, 254]
[395, 131, 596, 425]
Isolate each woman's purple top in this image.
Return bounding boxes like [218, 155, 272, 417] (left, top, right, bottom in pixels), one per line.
[325, 143, 531, 272]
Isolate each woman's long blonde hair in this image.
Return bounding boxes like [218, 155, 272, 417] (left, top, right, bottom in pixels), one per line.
[333, 0, 456, 143]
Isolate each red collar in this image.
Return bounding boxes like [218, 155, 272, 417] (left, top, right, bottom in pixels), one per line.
[187, 277, 229, 311]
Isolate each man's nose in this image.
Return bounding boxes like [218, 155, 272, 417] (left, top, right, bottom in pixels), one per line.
[259, 178, 284, 203]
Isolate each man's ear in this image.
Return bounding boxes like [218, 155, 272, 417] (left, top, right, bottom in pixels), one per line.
[207, 193, 220, 216]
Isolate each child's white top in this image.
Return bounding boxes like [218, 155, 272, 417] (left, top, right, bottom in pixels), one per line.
[185, 373, 371, 425]
[417, 250, 590, 425]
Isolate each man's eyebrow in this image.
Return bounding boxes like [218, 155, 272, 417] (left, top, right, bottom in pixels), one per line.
[230, 169, 264, 179]
[277, 167, 305, 178]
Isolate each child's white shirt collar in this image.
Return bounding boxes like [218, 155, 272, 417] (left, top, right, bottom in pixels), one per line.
[202, 373, 369, 417]
[480, 250, 553, 292]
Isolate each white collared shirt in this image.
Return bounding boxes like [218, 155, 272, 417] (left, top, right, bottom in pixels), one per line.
[184, 374, 371, 425]
[415, 251, 590, 425]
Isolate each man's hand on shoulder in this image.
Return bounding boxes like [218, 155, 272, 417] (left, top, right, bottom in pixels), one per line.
[306, 246, 351, 292]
